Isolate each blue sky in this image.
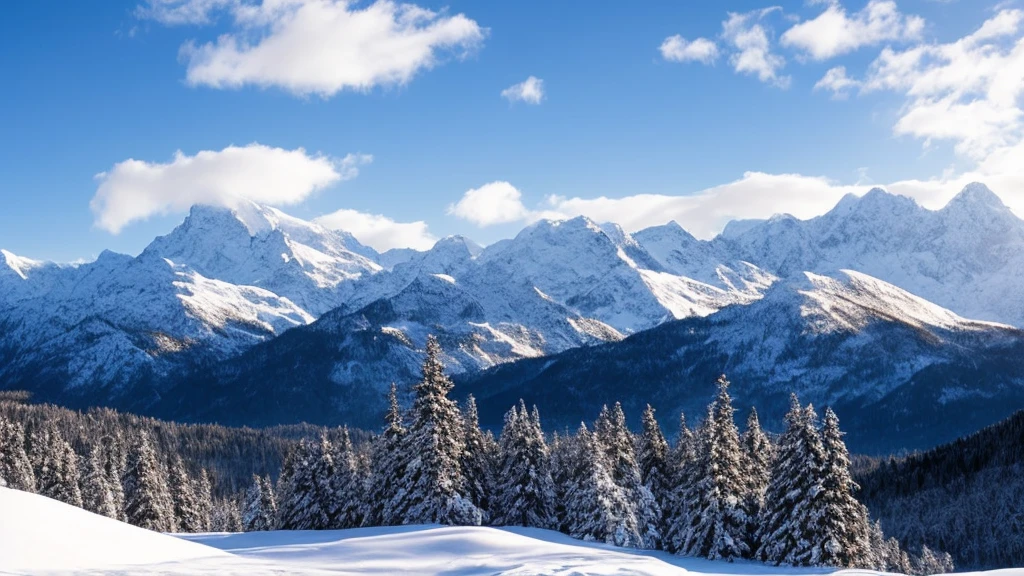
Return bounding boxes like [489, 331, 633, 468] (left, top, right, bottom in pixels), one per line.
[1, 0, 1021, 261]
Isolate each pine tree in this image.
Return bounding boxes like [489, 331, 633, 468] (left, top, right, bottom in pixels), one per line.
[638, 404, 672, 526]
[211, 498, 243, 532]
[549, 430, 576, 532]
[594, 403, 662, 549]
[195, 469, 214, 531]
[400, 336, 481, 525]
[101, 432, 127, 520]
[461, 395, 493, 521]
[664, 411, 696, 553]
[676, 376, 749, 560]
[810, 407, 872, 567]
[260, 475, 278, 530]
[563, 423, 634, 545]
[0, 416, 35, 491]
[169, 456, 205, 533]
[916, 545, 955, 575]
[33, 423, 82, 507]
[741, 407, 773, 550]
[492, 402, 557, 529]
[277, 438, 331, 530]
[756, 396, 827, 566]
[123, 431, 174, 532]
[239, 473, 272, 532]
[81, 444, 118, 518]
[365, 383, 410, 526]
[329, 427, 362, 529]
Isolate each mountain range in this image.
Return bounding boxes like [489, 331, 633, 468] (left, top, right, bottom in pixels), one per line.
[3, 183, 1024, 453]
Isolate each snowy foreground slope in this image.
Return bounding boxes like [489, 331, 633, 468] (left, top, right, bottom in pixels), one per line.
[0, 486, 955, 576]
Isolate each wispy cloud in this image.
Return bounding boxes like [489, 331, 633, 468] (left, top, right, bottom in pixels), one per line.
[781, 0, 925, 61]
[722, 8, 790, 88]
[659, 36, 719, 64]
[315, 208, 435, 251]
[501, 76, 545, 105]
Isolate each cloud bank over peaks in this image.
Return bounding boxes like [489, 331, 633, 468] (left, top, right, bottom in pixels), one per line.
[90, 144, 370, 233]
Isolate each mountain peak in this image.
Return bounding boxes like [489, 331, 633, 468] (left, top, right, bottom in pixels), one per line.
[944, 182, 1010, 213]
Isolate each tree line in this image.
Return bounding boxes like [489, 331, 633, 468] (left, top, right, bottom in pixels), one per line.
[237, 337, 954, 574]
[0, 336, 956, 574]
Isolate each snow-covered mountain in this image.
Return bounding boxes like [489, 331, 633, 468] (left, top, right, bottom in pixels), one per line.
[718, 182, 1024, 326]
[0, 203, 379, 404]
[5, 182, 1024, 453]
[458, 269, 1024, 454]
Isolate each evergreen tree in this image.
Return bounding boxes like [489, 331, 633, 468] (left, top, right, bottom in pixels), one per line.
[365, 383, 410, 527]
[211, 498, 243, 532]
[81, 444, 118, 518]
[664, 411, 696, 553]
[548, 430, 576, 532]
[33, 423, 83, 507]
[756, 396, 827, 566]
[741, 407, 773, 549]
[260, 475, 278, 529]
[123, 431, 174, 532]
[810, 407, 872, 567]
[638, 404, 672, 525]
[0, 416, 35, 491]
[594, 403, 662, 549]
[329, 428, 362, 529]
[563, 422, 634, 545]
[101, 432, 127, 520]
[169, 456, 205, 533]
[461, 395, 493, 521]
[677, 376, 749, 560]
[916, 545, 955, 575]
[195, 469, 214, 532]
[243, 474, 272, 531]
[400, 336, 481, 525]
[492, 402, 557, 529]
[277, 437, 331, 530]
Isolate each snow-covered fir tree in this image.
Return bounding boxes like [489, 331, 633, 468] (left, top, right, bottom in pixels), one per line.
[195, 469, 213, 532]
[810, 407, 872, 567]
[329, 427, 362, 529]
[169, 455, 205, 533]
[101, 432, 127, 520]
[664, 411, 696, 553]
[548, 430, 576, 532]
[741, 407, 773, 549]
[243, 474, 273, 531]
[33, 423, 82, 508]
[638, 404, 672, 525]
[492, 402, 557, 529]
[0, 416, 35, 491]
[277, 436, 333, 530]
[461, 395, 494, 521]
[123, 431, 174, 532]
[756, 396, 827, 566]
[563, 422, 634, 545]
[399, 336, 481, 526]
[81, 444, 118, 518]
[594, 403, 662, 549]
[676, 376, 750, 560]
[211, 497, 243, 532]
[917, 545, 955, 575]
[365, 383, 410, 527]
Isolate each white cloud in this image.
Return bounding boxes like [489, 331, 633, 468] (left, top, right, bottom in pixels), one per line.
[91, 144, 367, 233]
[142, 0, 485, 97]
[781, 0, 925, 61]
[659, 35, 720, 64]
[315, 209, 435, 251]
[136, 0, 235, 25]
[447, 181, 534, 226]
[722, 9, 791, 88]
[862, 8, 1024, 159]
[501, 76, 544, 104]
[814, 66, 861, 98]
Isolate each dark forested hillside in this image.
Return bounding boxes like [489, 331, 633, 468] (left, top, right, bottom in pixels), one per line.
[0, 392, 368, 495]
[856, 410, 1024, 569]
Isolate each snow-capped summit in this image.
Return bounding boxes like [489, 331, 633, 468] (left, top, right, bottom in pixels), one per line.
[719, 183, 1024, 326]
[145, 202, 381, 315]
